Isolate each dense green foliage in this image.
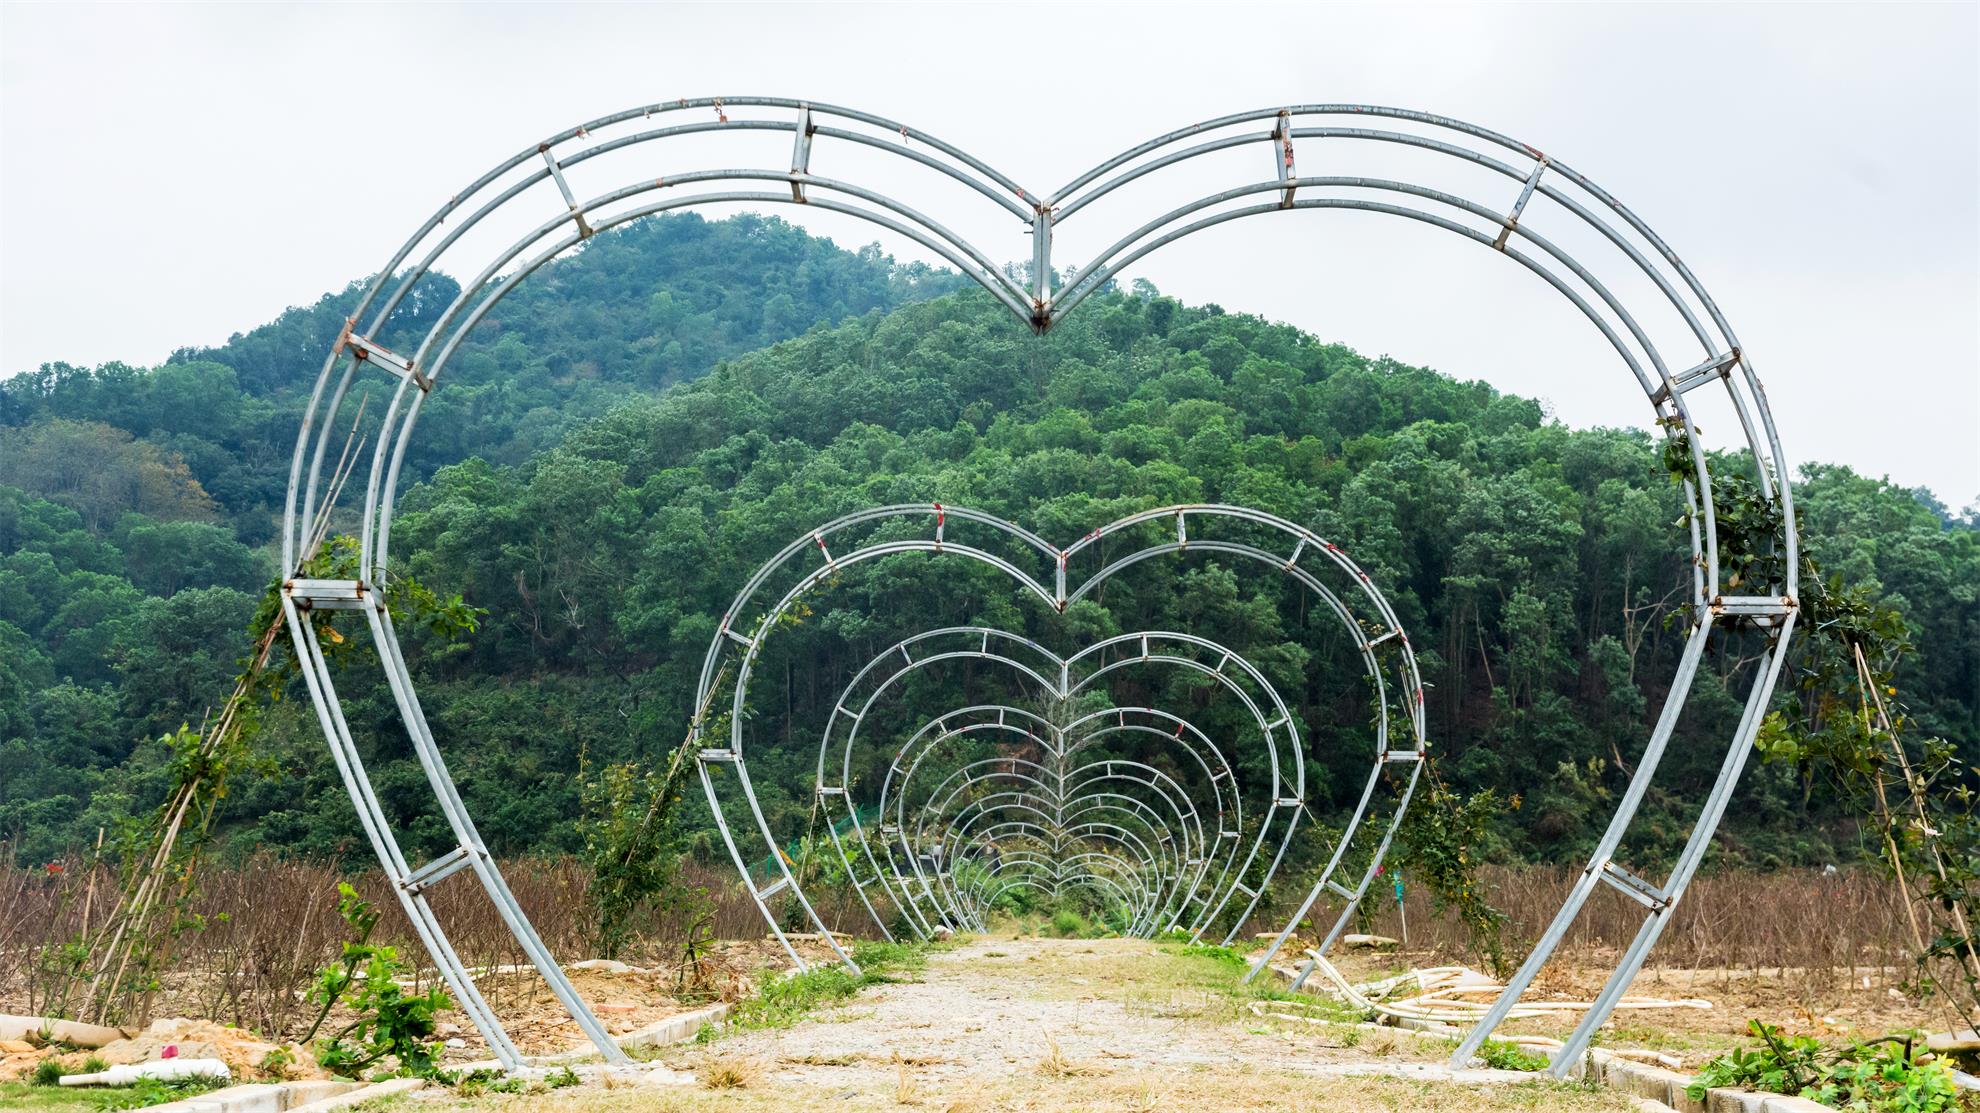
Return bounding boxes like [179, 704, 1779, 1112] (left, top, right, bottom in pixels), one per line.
[0, 213, 957, 543]
[0, 214, 954, 864]
[2, 213, 1974, 888]
[1687, 1021, 1960, 1112]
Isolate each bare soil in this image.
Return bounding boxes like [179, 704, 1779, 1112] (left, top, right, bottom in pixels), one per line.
[427, 937, 824, 1059]
[1321, 947, 1944, 1066]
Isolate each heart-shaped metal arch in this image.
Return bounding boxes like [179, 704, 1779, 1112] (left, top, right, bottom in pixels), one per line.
[909, 751, 1210, 936]
[818, 629, 1299, 947]
[924, 789, 1181, 935]
[277, 99, 1798, 1076]
[857, 704, 1230, 943]
[692, 507, 1426, 973]
[870, 703, 1237, 943]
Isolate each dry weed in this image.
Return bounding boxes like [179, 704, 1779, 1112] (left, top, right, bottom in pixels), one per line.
[700, 1055, 761, 1089]
[892, 1050, 920, 1105]
[1036, 1036, 1110, 1078]
[1361, 1029, 1402, 1057]
[785, 1051, 858, 1066]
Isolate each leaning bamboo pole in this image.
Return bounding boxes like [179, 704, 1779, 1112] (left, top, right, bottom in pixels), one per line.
[81, 399, 367, 1025]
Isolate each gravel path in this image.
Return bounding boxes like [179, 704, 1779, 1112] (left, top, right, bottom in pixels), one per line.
[661, 937, 1595, 1092]
[407, 936, 1638, 1111]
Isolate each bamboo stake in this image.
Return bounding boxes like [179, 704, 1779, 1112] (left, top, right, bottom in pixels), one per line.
[1854, 642, 1980, 1005]
[81, 399, 368, 1024]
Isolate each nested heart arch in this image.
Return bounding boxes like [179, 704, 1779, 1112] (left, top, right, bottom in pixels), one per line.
[819, 628, 1297, 950]
[859, 705, 1227, 943]
[932, 792, 1179, 936]
[911, 752, 1210, 934]
[871, 703, 1236, 942]
[971, 849, 1161, 933]
[963, 851, 1157, 930]
[278, 99, 1797, 1074]
[875, 707, 1228, 942]
[689, 504, 1427, 973]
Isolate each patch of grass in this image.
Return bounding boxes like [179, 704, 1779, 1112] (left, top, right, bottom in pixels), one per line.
[719, 940, 933, 1033]
[1170, 943, 1247, 968]
[120, 1076, 232, 1108]
[0, 1075, 231, 1111]
[0, 1081, 111, 1113]
[785, 1051, 859, 1066]
[850, 938, 933, 972]
[891, 1051, 921, 1105]
[1045, 909, 1116, 938]
[1576, 1022, 1719, 1054]
[1479, 1039, 1551, 1072]
[444, 1064, 585, 1098]
[1048, 910, 1088, 937]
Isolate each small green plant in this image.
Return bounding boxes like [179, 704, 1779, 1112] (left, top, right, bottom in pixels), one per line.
[1811, 1043, 1960, 1113]
[1478, 1039, 1549, 1072]
[79, 1055, 107, 1075]
[444, 1068, 503, 1096]
[1686, 1020, 1960, 1112]
[301, 882, 449, 1078]
[257, 1046, 294, 1078]
[579, 670, 740, 971]
[1687, 1021, 1833, 1098]
[29, 1059, 62, 1086]
[579, 749, 699, 961]
[545, 1066, 581, 1089]
[1397, 772, 1510, 976]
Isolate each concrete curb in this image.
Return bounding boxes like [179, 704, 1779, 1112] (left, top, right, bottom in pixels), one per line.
[535, 1001, 734, 1063]
[448, 1000, 738, 1075]
[139, 1078, 368, 1113]
[616, 1002, 732, 1051]
[290, 1077, 426, 1110]
[1259, 956, 1826, 1113]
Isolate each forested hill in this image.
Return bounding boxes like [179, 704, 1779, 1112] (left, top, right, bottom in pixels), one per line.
[1, 214, 1974, 871]
[0, 213, 960, 543]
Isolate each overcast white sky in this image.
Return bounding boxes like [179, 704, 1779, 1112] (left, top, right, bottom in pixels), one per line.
[2, 2, 1975, 505]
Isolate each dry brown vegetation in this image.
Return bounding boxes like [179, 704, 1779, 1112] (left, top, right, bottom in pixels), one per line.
[0, 852, 1919, 1061]
[1353, 863, 1914, 997]
[0, 852, 858, 1048]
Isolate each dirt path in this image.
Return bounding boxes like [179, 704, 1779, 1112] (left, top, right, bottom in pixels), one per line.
[700, 937, 1443, 1080]
[409, 936, 1635, 1111]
